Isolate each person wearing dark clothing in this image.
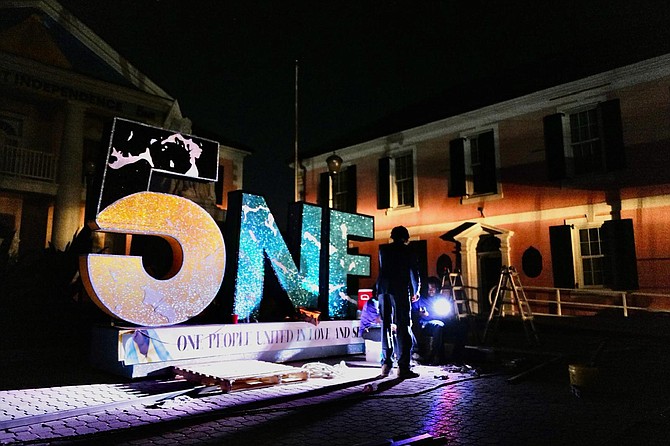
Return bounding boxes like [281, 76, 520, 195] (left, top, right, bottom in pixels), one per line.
[413, 276, 468, 365]
[412, 276, 449, 364]
[376, 226, 421, 379]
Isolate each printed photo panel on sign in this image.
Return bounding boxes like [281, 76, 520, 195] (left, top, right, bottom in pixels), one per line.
[97, 118, 220, 214]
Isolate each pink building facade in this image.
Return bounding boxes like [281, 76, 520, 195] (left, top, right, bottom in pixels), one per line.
[302, 54, 670, 315]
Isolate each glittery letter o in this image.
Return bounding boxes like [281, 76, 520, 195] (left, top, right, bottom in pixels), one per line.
[80, 191, 226, 326]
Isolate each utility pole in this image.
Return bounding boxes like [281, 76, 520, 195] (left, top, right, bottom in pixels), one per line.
[294, 60, 300, 202]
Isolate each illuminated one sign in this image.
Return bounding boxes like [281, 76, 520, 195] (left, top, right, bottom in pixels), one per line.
[80, 118, 374, 327]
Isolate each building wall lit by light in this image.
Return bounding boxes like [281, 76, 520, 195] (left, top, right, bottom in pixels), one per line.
[302, 54, 670, 313]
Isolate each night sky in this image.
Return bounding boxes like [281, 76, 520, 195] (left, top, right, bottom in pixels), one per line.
[58, 0, 670, 225]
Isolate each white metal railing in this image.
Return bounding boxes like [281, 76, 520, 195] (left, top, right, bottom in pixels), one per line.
[500, 286, 670, 318]
[455, 285, 670, 318]
[0, 145, 57, 182]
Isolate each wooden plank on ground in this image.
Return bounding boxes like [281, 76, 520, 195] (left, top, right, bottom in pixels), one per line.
[173, 360, 309, 392]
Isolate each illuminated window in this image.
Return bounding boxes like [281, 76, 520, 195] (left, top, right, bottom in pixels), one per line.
[377, 150, 416, 209]
[394, 152, 414, 207]
[577, 226, 604, 287]
[543, 99, 625, 180]
[319, 165, 357, 213]
[449, 130, 498, 198]
[549, 219, 638, 290]
[332, 165, 356, 212]
[570, 108, 602, 175]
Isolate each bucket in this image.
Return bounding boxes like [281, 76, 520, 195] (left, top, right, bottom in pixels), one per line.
[568, 364, 599, 388]
[358, 288, 373, 310]
[365, 339, 381, 363]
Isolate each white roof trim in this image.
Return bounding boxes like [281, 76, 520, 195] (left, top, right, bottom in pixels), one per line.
[304, 53, 670, 168]
[1, 0, 172, 99]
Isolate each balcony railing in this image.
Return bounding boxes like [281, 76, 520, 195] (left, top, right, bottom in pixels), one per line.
[482, 285, 670, 318]
[0, 144, 57, 182]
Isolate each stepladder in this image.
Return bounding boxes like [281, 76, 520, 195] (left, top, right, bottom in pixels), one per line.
[441, 269, 480, 342]
[482, 266, 540, 345]
[441, 270, 473, 320]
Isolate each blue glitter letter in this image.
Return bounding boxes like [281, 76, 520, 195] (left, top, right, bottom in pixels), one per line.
[227, 193, 321, 320]
[325, 209, 374, 318]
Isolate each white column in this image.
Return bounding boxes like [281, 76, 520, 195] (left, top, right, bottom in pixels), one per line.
[497, 231, 514, 268]
[457, 236, 478, 306]
[52, 102, 85, 250]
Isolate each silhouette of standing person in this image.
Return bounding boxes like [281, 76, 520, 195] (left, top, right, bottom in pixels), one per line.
[376, 226, 421, 379]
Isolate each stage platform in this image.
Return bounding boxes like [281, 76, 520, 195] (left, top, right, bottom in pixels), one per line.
[90, 320, 365, 378]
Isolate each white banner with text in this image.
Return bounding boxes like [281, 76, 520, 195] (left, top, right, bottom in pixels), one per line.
[118, 320, 364, 365]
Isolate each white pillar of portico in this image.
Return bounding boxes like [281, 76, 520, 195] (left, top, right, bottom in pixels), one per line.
[52, 102, 85, 250]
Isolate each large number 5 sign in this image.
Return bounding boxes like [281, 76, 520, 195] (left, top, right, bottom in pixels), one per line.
[80, 191, 226, 326]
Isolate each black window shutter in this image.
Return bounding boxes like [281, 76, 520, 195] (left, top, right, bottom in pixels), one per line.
[215, 165, 224, 205]
[448, 138, 466, 197]
[408, 240, 428, 294]
[599, 99, 626, 172]
[377, 157, 391, 209]
[318, 172, 329, 207]
[479, 131, 497, 194]
[549, 225, 575, 288]
[543, 113, 566, 180]
[601, 219, 639, 290]
[346, 165, 357, 213]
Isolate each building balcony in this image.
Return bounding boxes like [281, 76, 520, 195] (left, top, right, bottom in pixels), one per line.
[0, 144, 59, 195]
[0, 144, 57, 182]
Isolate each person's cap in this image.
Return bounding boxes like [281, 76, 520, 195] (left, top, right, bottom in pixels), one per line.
[390, 226, 410, 241]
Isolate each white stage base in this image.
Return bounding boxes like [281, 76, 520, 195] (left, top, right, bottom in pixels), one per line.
[91, 320, 365, 378]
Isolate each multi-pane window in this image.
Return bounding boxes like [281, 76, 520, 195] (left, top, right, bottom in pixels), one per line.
[332, 167, 349, 211]
[377, 152, 415, 210]
[550, 219, 638, 291]
[321, 165, 357, 213]
[569, 108, 602, 175]
[578, 227, 604, 287]
[469, 134, 487, 195]
[394, 152, 414, 207]
[544, 99, 625, 181]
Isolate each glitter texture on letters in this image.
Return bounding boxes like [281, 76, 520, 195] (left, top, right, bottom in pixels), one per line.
[80, 191, 226, 327]
[326, 209, 373, 318]
[233, 193, 321, 320]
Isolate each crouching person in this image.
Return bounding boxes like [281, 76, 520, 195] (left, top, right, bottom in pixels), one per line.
[413, 276, 466, 365]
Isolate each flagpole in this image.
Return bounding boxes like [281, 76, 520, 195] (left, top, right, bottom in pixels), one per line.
[294, 59, 300, 202]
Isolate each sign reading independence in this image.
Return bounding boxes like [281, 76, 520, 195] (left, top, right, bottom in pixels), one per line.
[0, 68, 158, 119]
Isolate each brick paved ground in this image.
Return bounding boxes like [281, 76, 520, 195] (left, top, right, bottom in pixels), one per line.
[2, 315, 670, 445]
